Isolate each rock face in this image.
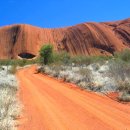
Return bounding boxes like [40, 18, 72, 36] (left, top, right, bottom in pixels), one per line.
[0, 18, 130, 59]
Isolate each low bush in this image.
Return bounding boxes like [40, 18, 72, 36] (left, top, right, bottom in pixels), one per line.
[118, 92, 130, 102]
[118, 81, 130, 94]
[8, 65, 17, 74]
[70, 55, 92, 65]
[50, 51, 71, 65]
[114, 49, 130, 62]
[108, 59, 127, 81]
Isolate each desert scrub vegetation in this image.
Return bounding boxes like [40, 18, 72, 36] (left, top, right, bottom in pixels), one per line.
[114, 49, 130, 62]
[38, 59, 130, 95]
[0, 58, 38, 67]
[118, 81, 130, 102]
[118, 92, 130, 102]
[0, 66, 21, 130]
[38, 47, 130, 101]
[39, 44, 113, 66]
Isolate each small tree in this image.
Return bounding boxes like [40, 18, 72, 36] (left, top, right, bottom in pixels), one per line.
[39, 44, 53, 65]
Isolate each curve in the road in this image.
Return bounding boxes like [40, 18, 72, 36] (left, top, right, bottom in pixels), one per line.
[17, 66, 130, 130]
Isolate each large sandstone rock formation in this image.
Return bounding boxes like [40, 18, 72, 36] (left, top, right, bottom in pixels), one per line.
[0, 18, 130, 59]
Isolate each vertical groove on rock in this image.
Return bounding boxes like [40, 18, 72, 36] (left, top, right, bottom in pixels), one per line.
[0, 18, 130, 59]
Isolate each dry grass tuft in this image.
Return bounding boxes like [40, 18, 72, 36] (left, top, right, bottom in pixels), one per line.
[0, 66, 21, 130]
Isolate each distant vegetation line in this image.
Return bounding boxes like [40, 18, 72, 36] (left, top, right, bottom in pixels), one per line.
[0, 46, 130, 66]
[37, 44, 130, 102]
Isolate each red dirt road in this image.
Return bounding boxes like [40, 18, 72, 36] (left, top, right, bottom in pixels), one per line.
[17, 66, 130, 130]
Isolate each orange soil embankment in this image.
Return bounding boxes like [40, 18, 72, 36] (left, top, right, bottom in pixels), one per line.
[17, 66, 130, 130]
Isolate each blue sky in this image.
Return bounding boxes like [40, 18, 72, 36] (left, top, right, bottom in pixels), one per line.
[0, 0, 130, 28]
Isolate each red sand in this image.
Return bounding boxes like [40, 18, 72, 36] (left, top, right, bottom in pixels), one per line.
[17, 66, 130, 130]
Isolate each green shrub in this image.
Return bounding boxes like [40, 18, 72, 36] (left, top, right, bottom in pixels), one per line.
[52, 51, 70, 64]
[91, 55, 112, 62]
[70, 55, 91, 65]
[39, 44, 53, 65]
[114, 49, 130, 62]
[69, 55, 112, 65]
